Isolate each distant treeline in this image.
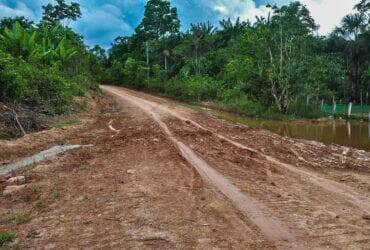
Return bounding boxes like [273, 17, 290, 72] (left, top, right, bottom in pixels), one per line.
[1, 0, 369, 119]
[106, 0, 370, 119]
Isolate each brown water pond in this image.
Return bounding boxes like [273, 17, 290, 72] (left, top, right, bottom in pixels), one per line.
[213, 111, 370, 151]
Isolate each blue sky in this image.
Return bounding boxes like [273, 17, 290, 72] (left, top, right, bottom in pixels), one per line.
[0, 0, 359, 49]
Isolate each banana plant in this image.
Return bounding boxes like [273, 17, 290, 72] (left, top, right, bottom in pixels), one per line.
[0, 21, 37, 58]
[55, 37, 77, 61]
[0, 21, 77, 64]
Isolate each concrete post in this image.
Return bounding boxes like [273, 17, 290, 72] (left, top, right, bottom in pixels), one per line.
[348, 102, 353, 116]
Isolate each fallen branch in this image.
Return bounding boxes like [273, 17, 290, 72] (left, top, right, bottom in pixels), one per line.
[2, 104, 26, 136]
[13, 108, 26, 136]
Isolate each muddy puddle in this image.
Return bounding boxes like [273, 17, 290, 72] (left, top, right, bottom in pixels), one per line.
[212, 111, 370, 151]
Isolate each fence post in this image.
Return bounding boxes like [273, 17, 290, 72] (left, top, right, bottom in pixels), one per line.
[348, 102, 353, 116]
[321, 99, 324, 111]
[333, 101, 336, 114]
[347, 122, 351, 138]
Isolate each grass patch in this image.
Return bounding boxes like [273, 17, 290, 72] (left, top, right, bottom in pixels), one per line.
[30, 187, 40, 194]
[52, 187, 61, 200]
[34, 199, 47, 210]
[51, 119, 81, 129]
[0, 131, 18, 140]
[9, 212, 31, 225]
[0, 232, 16, 246]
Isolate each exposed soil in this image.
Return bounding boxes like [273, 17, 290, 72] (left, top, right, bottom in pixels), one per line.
[1, 85, 370, 249]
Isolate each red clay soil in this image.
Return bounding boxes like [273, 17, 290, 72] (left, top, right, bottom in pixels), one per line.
[1, 85, 369, 249]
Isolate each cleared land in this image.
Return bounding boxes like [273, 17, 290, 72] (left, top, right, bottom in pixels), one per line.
[1, 86, 370, 249]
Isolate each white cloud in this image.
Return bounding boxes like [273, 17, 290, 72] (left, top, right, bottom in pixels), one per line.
[204, 0, 359, 34]
[199, 0, 271, 23]
[0, 1, 37, 20]
[214, 3, 229, 15]
[300, 0, 358, 34]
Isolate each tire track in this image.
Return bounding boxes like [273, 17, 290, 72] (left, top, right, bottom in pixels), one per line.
[102, 86, 304, 249]
[112, 86, 370, 215]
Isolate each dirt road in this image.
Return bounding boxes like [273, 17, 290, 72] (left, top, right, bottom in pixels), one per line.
[1, 85, 370, 249]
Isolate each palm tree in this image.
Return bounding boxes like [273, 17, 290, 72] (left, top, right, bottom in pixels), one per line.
[341, 13, 367, 40]
[355, 0, 370, 13]
[336, 11, 369, 101]
[189, 22, 215, 75]
[218, 17, 248, 46]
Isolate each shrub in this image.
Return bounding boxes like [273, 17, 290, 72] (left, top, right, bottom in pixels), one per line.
[164, 77, 188, 100]
[124, 57, 147, 88]
[0, 232, 16, 246]
[218, 87, 265, 116]
[183, 76, 223, 101]
[148, 64, 167, 92]
[0, 51, 30, 101]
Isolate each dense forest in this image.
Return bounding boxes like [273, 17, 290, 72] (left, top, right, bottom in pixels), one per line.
[0, 0, 103, 114]
[107, 0, 370, 118]
[0, 0, 369, 119]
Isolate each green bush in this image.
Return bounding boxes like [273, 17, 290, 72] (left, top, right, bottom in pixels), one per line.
[287, 99, 325, 119]
[124, 57, 147, 88]
[148, 64, 167, 92]
[183, 76, 223, 101]
[0, 232, 16, 246]
[0, 20, 102, 114]
[164, 77, 188, 100]
[1, 60, 71, 108]
[0, 51, 30, 101]
[217, 87, 266, 117]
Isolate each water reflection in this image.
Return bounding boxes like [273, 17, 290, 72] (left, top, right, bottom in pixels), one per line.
[216, 111, 370, 151]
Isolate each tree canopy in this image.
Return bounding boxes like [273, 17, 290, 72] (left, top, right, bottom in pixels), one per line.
[107, 0, 370, 118]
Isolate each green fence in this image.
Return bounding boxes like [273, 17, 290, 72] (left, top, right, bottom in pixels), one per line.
[322, 103, 370, 119]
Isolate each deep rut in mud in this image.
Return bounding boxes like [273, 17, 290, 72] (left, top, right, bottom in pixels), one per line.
[102, 85, 370, 249]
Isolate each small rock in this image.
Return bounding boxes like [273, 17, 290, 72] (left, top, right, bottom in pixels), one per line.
[126, 169, 135, 174]
[335, 215, 340, 219]
[3, 185, 26, 195]
[362, 214, 370, 220]
[77, 196, 85, 202]
[7, 176, 26, 184]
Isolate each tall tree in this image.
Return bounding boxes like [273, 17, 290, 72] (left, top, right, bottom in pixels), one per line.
[135, 0, 180, 40]
[41, 0, 81, 26]
[331, 2, 370, 101]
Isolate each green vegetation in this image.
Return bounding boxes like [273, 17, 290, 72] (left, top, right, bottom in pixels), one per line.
[322, 104, 370, 119]
[1, 0, 369, 121]
[9, 212, 31, 225]
[0, 0, 104, 114]
[106, 0, 370, 119]
[0, 231, 16, 246]
[34, 199, 47, 210]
